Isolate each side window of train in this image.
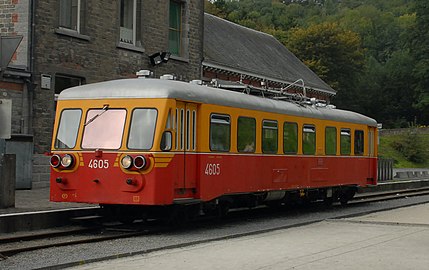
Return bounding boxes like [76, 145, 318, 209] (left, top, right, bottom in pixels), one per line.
[237, 117, 256, 153]
[340, 128, 351, 155]
[210, 114, 230, 152]
[325, 127, 337, 155]
[283, 122, 298, 154]
[161, 110, 172, 151]
[262, 120, 278, 154]
[55, 109, 82, 149]
[303, 125, 316, 155]
[354, 130, 364, 155]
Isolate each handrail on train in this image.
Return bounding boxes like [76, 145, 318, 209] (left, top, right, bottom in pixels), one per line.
[209, 78, 334, 108]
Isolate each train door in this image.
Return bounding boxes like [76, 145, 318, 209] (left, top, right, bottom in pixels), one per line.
[368, 127, 377, 184]
[175, 101, 198, 193]
[368, 129, 375, 157]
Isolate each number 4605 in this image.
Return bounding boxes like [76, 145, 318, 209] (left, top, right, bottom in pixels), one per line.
[88, 159, 109, 169]
[205, 163, 220, 176]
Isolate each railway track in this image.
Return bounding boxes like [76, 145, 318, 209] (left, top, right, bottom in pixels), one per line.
[1, 186, 429, 260]
[0, 222, 163, 258]
[353, 186, 429, 203]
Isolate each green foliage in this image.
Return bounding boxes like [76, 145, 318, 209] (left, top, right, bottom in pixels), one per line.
[411, 0, 429, 124]
[205, 0, 429, 127]
[384, 130, 429, 165]
[286, 22, 365, 92]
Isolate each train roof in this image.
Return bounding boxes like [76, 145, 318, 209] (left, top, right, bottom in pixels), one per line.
[59, 78, 377, 127]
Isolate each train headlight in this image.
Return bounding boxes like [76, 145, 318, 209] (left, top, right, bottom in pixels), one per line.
[133, 155, 147, 170]
[121, 155, 133, 169]
[61, 154, 74, 168]
[50, 155, 61, 168]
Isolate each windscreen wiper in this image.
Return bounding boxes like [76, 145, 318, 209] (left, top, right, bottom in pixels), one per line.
[84, 104, 109, 126]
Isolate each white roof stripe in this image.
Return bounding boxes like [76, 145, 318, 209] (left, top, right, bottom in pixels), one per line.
[59, 78, 377, 126]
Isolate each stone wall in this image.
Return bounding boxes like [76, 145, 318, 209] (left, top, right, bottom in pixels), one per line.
[0, 0, 30, 67]
[32, 154, 50, 189]
[32, 0, 204, 154]
[379, 127, 429, 136]
[0, 0, 30, 134]
[0, 81, 23, 134]
[29, 0, 204, 188]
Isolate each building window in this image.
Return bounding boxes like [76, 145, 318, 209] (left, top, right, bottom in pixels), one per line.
[55, 74, 83, 101]
[283, 122, 298, 154]
[262, 120, 278, 154]
[325, 127, 337, 155]
[120, 0, 142, 46]
[59, 0, 86, 33]
[169, 1, 182, 56]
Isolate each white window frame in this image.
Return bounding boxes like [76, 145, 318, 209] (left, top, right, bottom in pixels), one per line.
[59, 0, 82, 33]
[54, 74, 83, 102]
[120, 0, 137, 45]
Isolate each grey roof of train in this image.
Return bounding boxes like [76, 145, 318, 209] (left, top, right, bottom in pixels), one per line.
[59, 78, 376, 126]
[203, 13, 335, 95]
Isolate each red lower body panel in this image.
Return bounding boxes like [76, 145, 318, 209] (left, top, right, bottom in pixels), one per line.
[50, 152, 377, 205]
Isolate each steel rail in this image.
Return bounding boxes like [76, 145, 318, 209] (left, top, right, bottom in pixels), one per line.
[352, 186, 429, 204]
[0, 224, 161, 258]
[1, 187, 429, 259]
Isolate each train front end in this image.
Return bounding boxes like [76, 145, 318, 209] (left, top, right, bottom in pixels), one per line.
[49, 96, 177, 209]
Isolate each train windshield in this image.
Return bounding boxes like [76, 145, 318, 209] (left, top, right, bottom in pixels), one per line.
[128, 108, 158, 149]
[82, 109, 127, 149]
[55, 109, 82, 149]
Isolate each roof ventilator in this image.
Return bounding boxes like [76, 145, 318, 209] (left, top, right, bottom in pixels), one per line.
[136, 70, 152, 78]
[160, 74, 175, 80]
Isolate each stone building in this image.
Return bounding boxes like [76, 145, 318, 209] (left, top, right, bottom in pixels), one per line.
[1, 0, 204, 188]
[1, 2, 335, 189]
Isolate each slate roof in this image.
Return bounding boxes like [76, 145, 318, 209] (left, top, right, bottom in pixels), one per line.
[203, 13, 335, 95]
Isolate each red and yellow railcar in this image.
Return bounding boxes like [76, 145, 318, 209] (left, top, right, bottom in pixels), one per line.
[50, 78, 378, 220]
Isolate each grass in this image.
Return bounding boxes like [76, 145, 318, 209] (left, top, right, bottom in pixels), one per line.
[378, 132, 429, 168]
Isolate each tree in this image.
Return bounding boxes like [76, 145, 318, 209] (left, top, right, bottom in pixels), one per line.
[411, 0, 429, 124]
[204, 0, 224, 18]
[285, 23, 365, 95]
[204, 0, 420, 125]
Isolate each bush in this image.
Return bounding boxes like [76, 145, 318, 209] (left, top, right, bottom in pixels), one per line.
[390, 130, 428, 163]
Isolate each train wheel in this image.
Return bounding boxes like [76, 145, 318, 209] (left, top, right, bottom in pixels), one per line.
[118, 215, 135, 225]
[340, 198, 349, 206]
[167, 205, 199, 227]
[340, 188, 356, 206]
[266, 201, 284, 210]
[218, 202, 230, 218]
[323, 197, 333, 207]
